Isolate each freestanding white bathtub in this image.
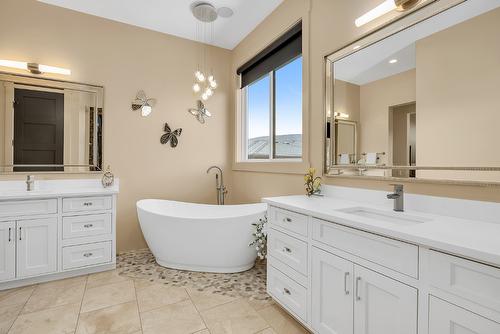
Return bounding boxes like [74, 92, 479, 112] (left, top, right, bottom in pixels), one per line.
[137, 199, 267, 273]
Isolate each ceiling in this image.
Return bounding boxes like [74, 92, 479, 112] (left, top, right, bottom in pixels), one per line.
[335, 0, 500, 85]
[38, 0, 284, 50]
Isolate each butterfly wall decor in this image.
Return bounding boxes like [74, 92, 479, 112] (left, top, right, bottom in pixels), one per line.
[160, 123, 182, 148]
[132, 90, 156, 117]
[188, 100, 211, 124]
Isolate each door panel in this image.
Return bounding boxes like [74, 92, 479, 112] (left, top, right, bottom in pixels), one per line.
[312, 247, 354, 334]
[14, 88, 64, 171]
[354, 265, 417, 334]
[0, 221, 16, 281]
[17, 218, 57, 278]
[429, 297, 500, 334]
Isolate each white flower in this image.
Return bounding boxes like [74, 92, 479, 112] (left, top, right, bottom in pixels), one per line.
[255, 246, 260, 251]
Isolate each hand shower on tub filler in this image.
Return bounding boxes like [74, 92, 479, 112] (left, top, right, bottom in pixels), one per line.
[207, 166, 228, 205]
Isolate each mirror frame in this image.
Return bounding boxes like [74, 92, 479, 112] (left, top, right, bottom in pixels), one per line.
[323, 0, 500, 186]
[0, 72, 104, 174]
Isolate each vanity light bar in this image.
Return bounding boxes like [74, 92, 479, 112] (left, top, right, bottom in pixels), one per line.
[355, 0, 397, 27]
[0, 59, 71, 76]
[355, 0, 421, 27]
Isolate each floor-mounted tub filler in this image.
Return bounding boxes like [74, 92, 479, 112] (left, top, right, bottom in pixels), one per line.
[137, 199, 267, 273]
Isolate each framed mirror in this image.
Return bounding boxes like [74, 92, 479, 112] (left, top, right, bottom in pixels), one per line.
[0, 73, 103, 173]
[324, 0, 500, 184]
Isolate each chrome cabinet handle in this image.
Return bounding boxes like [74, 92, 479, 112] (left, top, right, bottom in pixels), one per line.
[19, 227, 22, 241]
[344, 272, 350, 295]
[283, 217, 292, 223]
[8, 227, 12, 242]
[283, 288, 291, 295]
[355, 277, 362, 301]
[83, 252, 93, 258]
[83, 224, 94, 228]
[282, 247, 292, 253]
[83, 202, 93, 206]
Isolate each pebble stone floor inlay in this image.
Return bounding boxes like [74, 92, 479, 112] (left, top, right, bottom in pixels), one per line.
[0, 249, 310, 334]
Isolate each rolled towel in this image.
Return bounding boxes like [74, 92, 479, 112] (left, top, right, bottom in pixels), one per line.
[365, 152, 377, 165]
[339, 153, 350, 165]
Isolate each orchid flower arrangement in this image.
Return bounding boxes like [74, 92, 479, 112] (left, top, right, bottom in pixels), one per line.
[304, 167, 322, 196]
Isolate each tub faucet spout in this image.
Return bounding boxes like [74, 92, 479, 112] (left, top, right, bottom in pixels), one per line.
[207, 166, 227, 205]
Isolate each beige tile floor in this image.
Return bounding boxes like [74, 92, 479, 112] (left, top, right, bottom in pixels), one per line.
[0, 269, 310, 334]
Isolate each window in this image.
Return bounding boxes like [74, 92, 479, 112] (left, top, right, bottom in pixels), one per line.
[237, 22, 302, 161]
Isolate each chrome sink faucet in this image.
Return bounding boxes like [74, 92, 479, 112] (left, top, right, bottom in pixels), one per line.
[26, 175, 35, 191]
[387, 184, 404, 212]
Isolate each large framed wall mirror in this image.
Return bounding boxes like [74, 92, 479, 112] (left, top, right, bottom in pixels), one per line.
[325, 0, 500, 184]
[0, 73, 103, 173]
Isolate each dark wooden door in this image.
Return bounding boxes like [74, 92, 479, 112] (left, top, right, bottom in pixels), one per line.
[14, 89, 64, 171]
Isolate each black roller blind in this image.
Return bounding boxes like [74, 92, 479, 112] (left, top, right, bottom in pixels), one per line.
[237, 21, 302, 88]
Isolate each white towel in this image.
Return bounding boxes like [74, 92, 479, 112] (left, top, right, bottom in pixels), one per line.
[339, 153, 350, 165]
[365, 152, 377, 165]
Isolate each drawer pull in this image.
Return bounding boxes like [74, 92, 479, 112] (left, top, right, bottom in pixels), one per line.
[83, 202, 93, 206]
[8, 227, 12, 242]
[83, 224, 94, 228]
[283, 217, 292, 223]
[283, 288, 291, 295]
[19, 227, 22, 241]
[282, 247, 292, 254]
[83, 252, 93, 258]
[355, 277, 362, 301]
[344, 272, 350, 295]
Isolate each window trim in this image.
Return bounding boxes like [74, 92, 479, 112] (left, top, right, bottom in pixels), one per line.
[240, 56, 303, 163]
[232, 18, 310, 175]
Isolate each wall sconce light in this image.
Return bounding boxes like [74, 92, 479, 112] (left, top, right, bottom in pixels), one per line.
[334, 111, 350, 119]
[355, 0, 421, 27]
[132, 90, 156, 117]
[0, 59, 71, 75]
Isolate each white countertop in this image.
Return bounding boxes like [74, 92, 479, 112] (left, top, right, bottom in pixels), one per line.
[0, 179, 119, 200]
[263, 194, 500, 268]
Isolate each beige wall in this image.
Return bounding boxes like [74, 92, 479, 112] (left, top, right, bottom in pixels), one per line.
[0, 84, 5, 166]
[0, 0, 233, 252]
[359, 69, 416, 165]
[416, 8, 500, 181]
[230, 0, 500, 204]
[334, 80, 360, 123]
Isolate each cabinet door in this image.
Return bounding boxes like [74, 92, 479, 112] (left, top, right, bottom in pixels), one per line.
[17, 218, 57, 278]
[312, 247, 354, 334]
[0, 221, 16, 281]
[354, 265, 417, 334]
[429, 297, 500, 334]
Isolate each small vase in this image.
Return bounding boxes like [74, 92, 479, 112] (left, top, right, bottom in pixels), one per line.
[102, 165, 115, 188]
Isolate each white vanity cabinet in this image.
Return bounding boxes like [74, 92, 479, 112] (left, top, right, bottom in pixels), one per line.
[16, 218, 58, 278]
[0, 180, 118, 290]
[265, 197, 500, 334]
[311, 247, 417, 334]
[0, 221, 16, 281]
[311, 247, 354, 334]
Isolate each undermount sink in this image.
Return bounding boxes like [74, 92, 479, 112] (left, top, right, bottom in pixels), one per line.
[338, 207, 431, 226]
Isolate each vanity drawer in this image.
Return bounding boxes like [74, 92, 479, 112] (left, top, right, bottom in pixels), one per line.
[428, 250, 500, 313]
[312, 218, 419, 278]
[429, 297, 500, 333]
[62, 241, 112, 270]
[62, 213, 112, 239]
[0, 199, 57, 218]
[269, 206, 308, 237]
[268, 265, 307, 322]
[269, 228, 308, 276]
[62, 196, 112, 213]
